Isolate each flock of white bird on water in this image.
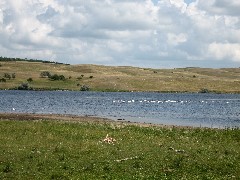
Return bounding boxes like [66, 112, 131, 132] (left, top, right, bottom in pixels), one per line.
[113, 99, 229, 104]
[113, 100, 182, 103]
[112, 99, 230, 104]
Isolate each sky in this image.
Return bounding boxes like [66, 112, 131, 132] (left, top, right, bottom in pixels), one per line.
[0, 0, 240, 68]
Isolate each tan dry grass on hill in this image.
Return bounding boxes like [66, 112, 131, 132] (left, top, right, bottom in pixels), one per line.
[0, 61, 239, 93]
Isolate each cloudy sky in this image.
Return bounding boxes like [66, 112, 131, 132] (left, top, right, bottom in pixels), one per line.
[0, 0, 240, 68]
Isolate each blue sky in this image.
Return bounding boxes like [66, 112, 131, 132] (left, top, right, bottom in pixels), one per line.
[184, 0, 195, 4]
[0, 0, 240, 68]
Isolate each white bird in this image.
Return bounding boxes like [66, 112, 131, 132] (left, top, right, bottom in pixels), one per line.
[12, 108, 15, 111]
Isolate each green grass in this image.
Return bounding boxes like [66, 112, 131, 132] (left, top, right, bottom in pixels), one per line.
[0, 120, 239, 179]
[0, 61, 240, 93]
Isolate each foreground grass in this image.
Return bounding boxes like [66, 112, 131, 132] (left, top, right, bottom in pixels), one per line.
[0, 61, 240, 93]
[0, 120, 239, 179]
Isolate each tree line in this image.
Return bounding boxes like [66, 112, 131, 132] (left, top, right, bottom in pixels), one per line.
[0, 56, 70, 65]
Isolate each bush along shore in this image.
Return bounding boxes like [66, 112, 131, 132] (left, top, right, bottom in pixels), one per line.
[0, 114, 239, 179]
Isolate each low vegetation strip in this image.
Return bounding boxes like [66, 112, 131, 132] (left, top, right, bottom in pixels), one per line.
[0, 114, 239, 179]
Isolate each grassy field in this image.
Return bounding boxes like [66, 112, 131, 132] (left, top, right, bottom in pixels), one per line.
[0, 114, 239, 179]
[0, 60, 240, 93]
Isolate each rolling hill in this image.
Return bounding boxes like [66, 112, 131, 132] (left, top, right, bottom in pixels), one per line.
[0, 59, 239, 93]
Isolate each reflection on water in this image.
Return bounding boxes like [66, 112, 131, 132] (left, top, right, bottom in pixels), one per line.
[0, 90, 239, 128]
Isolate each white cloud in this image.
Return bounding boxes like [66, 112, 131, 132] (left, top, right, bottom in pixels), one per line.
[208, 42, 240, 62]
[167, 33, 187, 46]
[170, 0, 187, 13]
[0, 0, 239, 68]
[0, 9, 3, 25]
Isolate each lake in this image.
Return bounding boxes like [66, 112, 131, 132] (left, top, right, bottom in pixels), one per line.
[0, 90, 239, 128]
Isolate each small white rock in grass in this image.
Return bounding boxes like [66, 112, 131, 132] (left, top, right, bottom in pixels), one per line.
[103, 134, 116, 144]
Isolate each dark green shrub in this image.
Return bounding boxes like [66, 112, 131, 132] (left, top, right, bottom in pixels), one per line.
[49, 74, 66, 81]
[17, 83, 32, 90]
[0, 78, 6, 82]
[89, 76, 93, 79]
[199, 88, 209, 93]
[11, 73, 16, 79]
[58, 75, 66, 81]
[49, 74, 59, 80]
[27, 78, 33, 82]
[80, 85, 90, 91]
[40, 71, 51, 78]
[4, 73, 11, 80]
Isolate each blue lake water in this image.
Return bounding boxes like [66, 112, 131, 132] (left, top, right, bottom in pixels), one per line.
[0, 90, 240, 128]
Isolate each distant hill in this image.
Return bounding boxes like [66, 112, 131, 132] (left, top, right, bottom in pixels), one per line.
[0, 56, 69, 65]
[0, 59, 239, 93]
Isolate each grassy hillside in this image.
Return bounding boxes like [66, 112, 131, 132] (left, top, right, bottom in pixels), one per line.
[0, 115, 239, 179]
[0, 60, 240, 93]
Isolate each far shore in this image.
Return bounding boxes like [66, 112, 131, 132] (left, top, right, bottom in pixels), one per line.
[1, 60, 239, 93]
[1, 88, 240, 94]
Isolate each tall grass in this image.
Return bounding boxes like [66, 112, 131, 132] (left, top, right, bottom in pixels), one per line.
[0, 120, 239, 179]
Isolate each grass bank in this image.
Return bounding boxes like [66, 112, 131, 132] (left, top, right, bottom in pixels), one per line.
[0, 60, 240, 93]
[0, 114, 239, 179]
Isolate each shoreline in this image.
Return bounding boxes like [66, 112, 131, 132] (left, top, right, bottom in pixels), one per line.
[1, 88, 240, 94]
[0, 112, 224, 130]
